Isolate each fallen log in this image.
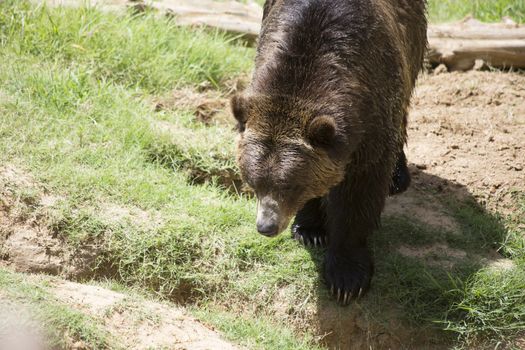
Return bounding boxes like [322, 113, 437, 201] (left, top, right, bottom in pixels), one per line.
[144, 0, 262, 44]
[429, 17, 525, 40]
[428, 38, 525, 71]
[428, 17, 525, 71]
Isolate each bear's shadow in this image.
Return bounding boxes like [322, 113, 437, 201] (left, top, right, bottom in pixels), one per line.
[302, 165, 509, 350]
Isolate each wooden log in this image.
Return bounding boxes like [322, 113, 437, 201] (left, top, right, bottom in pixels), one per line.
[428, 39, 525, 71]
[427, 17, 525, 70]
[429, 17, 525, 40]
[147, 0, 262, 44]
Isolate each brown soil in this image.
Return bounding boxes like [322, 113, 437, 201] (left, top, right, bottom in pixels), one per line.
[50, 279, 241, 350]
[384, 187, 461, 232]
[154, 88, 232, 126]
[407, 70, 524, 215]
[152, 75, 247, 128]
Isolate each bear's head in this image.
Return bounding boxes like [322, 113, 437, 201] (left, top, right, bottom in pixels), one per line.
[231, 93, 353, 237]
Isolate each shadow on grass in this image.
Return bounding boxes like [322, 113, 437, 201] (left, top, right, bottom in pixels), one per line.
[302, 166, 511, 350]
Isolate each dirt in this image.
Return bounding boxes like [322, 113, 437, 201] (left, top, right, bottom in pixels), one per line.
[407, 70, 524, 215]
[50, 280, 242, 350]
[153, 75, 247, 127]
[154, 88, 232, 126]
[397, 243, 467, 268]
[99, 203, 164, 230]
[384, 187, 461, 232]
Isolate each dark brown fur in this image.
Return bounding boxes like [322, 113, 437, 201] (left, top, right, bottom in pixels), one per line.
[232, 0, 427, 304]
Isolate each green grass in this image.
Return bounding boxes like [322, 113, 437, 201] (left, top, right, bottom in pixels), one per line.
[444, 267, 525, 347]
[0, 1, 524, 349]
[428, 0, 525, 23]
[193, 308, 324, 350]
[0, 269, 116, 349]
[0, 1, 252, 93]
[371, 198, 525, 348]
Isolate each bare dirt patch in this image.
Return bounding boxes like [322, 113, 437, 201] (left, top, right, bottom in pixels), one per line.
[407, 70, 524, 215]
[309, 299, 446, 350]
[99, 203, 163, 231]
[153, 77, 248, 128]
[155, 88, 233, 126]
[51, 280, 242, 350]
[384, 187, 461, 233]
[397, 243, 467, 268]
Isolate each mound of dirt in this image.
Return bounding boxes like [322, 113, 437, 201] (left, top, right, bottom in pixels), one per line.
[50, 279, 241, 350]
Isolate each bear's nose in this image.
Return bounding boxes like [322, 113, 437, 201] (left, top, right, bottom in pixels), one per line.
[257, 222, 279, 236]
[256, 220, 279, 236]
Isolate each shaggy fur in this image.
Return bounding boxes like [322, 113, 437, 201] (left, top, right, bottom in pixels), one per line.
[232, 0, 427, 305]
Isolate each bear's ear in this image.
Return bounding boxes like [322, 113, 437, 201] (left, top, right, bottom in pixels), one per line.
[308, 115, 337, 147]
[230, 94, 250, 132]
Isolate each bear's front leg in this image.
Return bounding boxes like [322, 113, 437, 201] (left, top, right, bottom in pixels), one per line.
[291, 197, 327, 247]
[323, 168, 389, 305]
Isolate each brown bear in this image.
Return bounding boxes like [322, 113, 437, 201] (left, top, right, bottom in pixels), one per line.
[231, 0, 427, 305]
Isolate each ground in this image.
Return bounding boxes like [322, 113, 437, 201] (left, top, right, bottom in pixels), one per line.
[0, 2, 524, 350]
[409, 70, 524, 216]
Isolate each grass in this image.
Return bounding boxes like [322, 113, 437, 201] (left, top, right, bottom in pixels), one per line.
[370, 198, 525, 348]
[428, 0, 525, 23]
[193, 308, 324, 350]
[1, 2, 252, 92]
[0, 1, 524, 349]
[444, 267, 525, 346]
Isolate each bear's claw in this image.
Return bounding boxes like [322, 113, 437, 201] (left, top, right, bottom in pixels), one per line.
[324, 248, 373, 306]
[291, 224, 327, 247]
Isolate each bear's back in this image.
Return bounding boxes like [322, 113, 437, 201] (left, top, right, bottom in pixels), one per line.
[253, 0, 426, 100]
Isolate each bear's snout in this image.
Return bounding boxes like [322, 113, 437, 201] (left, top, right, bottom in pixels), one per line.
[256, 196, 289, 237]
[256, 220, 279, 236]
